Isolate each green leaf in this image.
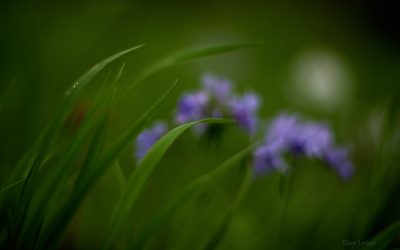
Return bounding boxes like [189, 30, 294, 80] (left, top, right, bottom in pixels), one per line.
[173, 42, 260, 62]
[31, 45, 141, 167]
[34, 81, 177, 250]
[104, 118, 232, 249]
[0, 79, 16, 113]
[75, 80, 177, 194]
[117, 42, 258, 101]
[0, 178, 25, 194]
[363, 220, 400, 250]
[16, 46, 144, 248]
[131, 145, 255, 250]
[38, 44, 144, 167]
[111, 161, 127, 191]
[35, 114, 108, 250]
[204, 164, 253, 250]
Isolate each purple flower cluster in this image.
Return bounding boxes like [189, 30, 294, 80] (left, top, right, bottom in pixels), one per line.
[134, 74, 260, 163]
[134, 73, 354, 181]
[134, 121, 167, 162]
[253, 113, 353, 180]
[175, 73, 261, 134]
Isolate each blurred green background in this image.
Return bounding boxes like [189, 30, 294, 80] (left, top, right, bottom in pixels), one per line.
[1, 0, 399, 249]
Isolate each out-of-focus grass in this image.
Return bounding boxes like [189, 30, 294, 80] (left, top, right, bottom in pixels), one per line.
[1, 1, 400, 249]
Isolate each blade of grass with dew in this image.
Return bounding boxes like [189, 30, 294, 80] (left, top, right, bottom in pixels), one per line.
[14, 41, 247, 225]
[11, 43, 251, 248]
[17, 45, 141, 183]
[26, 65, 126, 249]
[17, 58, 135, 248]
[117, 42, 259, 101]
[15, 45, 144, 239]
[12, 64, 120, 205]
[24, 44, 143, 176]
[38, 81, 178, 249]
[14, 68, 122, 249]
[131, 145, 255, 250]
[204, 164, 253, 250]
[362, 219, 400, 250]
[103, 118, 232, 249]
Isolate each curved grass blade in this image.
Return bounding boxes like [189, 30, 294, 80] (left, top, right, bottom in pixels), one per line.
[35, 81, 177, 250]
[3, 51, 127, 208]
[22, 45, 142, 173]
[204, 164, 253, 250]
[18, 91, 115, 248]
[15, 45, 144, 239]
[103, 118, 232, 249]
[117, 42, 258, 101]
[112, 161, 126, 191]
[35, 44, 144, 167]
[0, 79, 16, 113]
[131, 145, 255, 250]
[35, 114, 108, 250]
[363, 220, 400, 250]
[75, 80, 177, 193]
[172, 42, 260, 62]
[0, 178, 25, 194]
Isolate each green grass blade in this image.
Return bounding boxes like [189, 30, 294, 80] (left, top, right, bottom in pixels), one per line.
[173, 42, 260, 62]
[35, 114, 108, 250]
[104, 118, 232, 249]
[75, 80, 177, 193]
[72, 115, 109, 199]
[0, 178, 25, 194]
[363, 220, 400, 250]
[131, 145, 255, 250]
[17, 56, 139, 249]
[204, 164, 253, 250]
[117, 42, 257, 101]
[32, 82, 177, 250]
[112, 161, 126, 191]
[15, 45, 144, 237]
[0, 80, 16, 113]
[39, 44, 144, 164]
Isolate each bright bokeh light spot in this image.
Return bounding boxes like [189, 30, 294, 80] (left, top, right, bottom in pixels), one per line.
[288, 49, 353, 111]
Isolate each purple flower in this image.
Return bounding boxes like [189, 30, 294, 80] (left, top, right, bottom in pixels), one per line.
[229, 93, 260, 134]
[266, 114, 301, 150]
[254, 112, 354, 180]
[323, 148, 354, 180]
[300, 123, 333, 158]
[202, 74, 232, 102]
[175, 91, 209, 124]
[253, 141, 288, 174]
[265, 114, 332, 157]
[135, 121, 168, 162]
[175, 73, 262, 136]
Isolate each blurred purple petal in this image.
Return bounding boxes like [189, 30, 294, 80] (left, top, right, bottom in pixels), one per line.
[301, 123, 333, 157]
[202, 73, 232, 102]
[324, 147, 354, 180]
[135, 121, 168, 162]
[254, 141, 288, 175]
[229, 92, 260, 134]
[175, 91, 209, 124]
[253, 112, 354, 180]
